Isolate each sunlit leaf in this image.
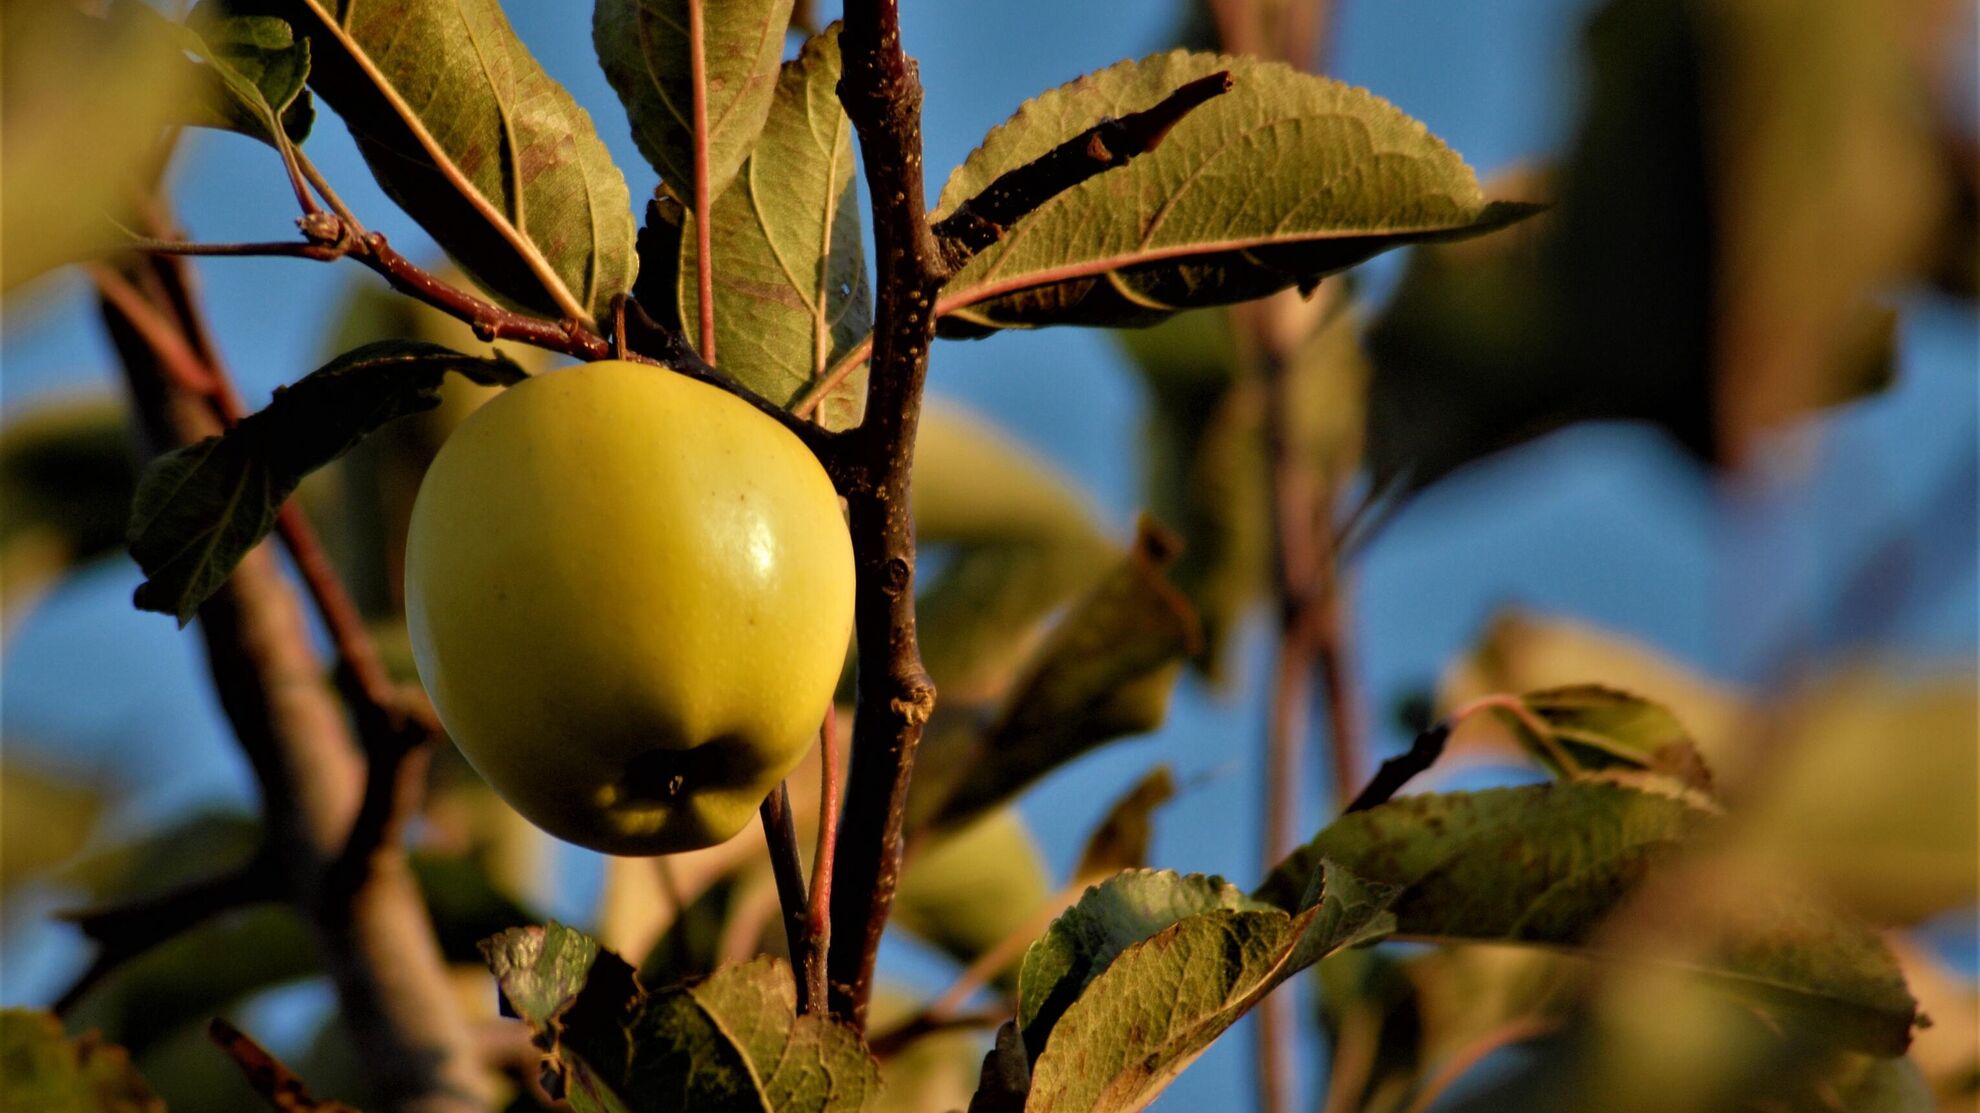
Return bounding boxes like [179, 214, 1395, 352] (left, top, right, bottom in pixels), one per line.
[0, 1010, 162, 1112]
[1019, 865, 1397, 1110]
[1498, 684, 1715, 790]
[0, 762, 102, 894]
[126, 340, 524, 624]
[1259, 783, 1919, 1055]
[231, 0, 637, 321]
[593, 0, 794, 200]
[0, 0, 196, 290]
[931, 50, 1538, 334]
[678, 26, 870, 428]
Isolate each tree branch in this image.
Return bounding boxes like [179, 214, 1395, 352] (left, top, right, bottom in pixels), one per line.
[803, 704, 840, 1018]
[97, 235, 489, 1110]
[824, 0, 943, 1029]
[932, 71, 1232, 270]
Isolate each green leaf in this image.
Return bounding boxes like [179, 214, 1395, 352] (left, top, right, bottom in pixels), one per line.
[1074, 765, 1177, 881]
[0, 763, 103, 892]
[1016, 870, 1267, 1054]
[126, 340, 524, 624]
[677, 25, 871, 429]
[1257, 784, 1919, 1055]
[486, 926, 881, 1113]
[0, 1010, 162, 1113]
[593, 0, 794, 201]
[912, 405, 1115, 704]
[931, 50, 1538, 334]
[1116, 309, 1262, 679]
[1019, 865, 1396, 1110]
[178, 6, 315, 145]
[232, 0, 637, 322]
[921, 521, 1201, 833]
[1503, 685, 1715, 790]
[893, 809, 1051, 980]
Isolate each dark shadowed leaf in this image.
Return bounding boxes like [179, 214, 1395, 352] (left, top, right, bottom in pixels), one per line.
[487, 927, 879, 1113]
[229, 0, 637, 321]
[1257, 783, 1918, 1055]
[0, 1010, 162, 1112]
[1018, 865, 1396, 1110]
[126, 340, 523, 624]
[177, 5, 314, 145]
[931, 50, 1538, 334]
[921, 520, 1201, 833]
[677, 26, 871, 428]
[594, 0, 793, 200]
[0, 399, 139, 618]
[966, 1021, 1030, 1113]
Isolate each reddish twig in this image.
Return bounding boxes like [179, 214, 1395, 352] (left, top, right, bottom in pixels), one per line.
[210, 1018, 363, 1113]
[804, 703, 839, 1015]
[686, 0, 717, 361]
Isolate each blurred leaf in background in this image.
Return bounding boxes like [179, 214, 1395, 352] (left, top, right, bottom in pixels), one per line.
[0, 399, 141, 632]
[1364, 0, 1965, 494]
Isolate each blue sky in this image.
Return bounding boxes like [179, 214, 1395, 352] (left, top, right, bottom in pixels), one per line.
[3, 0, 1975, 1107]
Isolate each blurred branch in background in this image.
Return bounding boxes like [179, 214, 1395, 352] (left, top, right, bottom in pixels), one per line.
[66, 198, 488, 1110]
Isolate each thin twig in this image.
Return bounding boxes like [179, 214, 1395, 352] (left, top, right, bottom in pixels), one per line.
[210, 1018, 362, 1113]
[758, 783, 814, 1012]
[1343, 722, 1452, 814]
[791, 71, 1229, 422]
[866, 1007, 1009, 1059]
[686, 0, 717, 361]
[804, 704, 840, 1016]
[1401, 1016, 1560, 1113]
[930, 71, 1232, 270]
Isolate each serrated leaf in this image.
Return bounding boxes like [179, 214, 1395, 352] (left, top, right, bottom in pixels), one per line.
[1258, 783, 1919, 1055]
[678, 26, 870, 429]
[1016, 870, 1267, 1054]
[177, 6, 314, 146]
[921, 521, 1201, 833]
[487, 928, 880, 1113]
[232, 0, 637, 321]
[126, 340, 524, 624]
[593, 0, 793, 200]
[0, 1010, 162, 1113]
[1018, 865, 1397, 1110]
[930, 50, 1538, 334]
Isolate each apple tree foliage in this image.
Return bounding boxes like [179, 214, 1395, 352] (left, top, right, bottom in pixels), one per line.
[1, 0, 1971, 1109]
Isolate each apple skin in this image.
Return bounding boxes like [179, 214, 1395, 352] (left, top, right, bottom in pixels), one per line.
[404, 360, 853, 855]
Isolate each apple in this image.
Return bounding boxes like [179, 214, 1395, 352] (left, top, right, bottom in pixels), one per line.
[404, 360, 854, 855]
